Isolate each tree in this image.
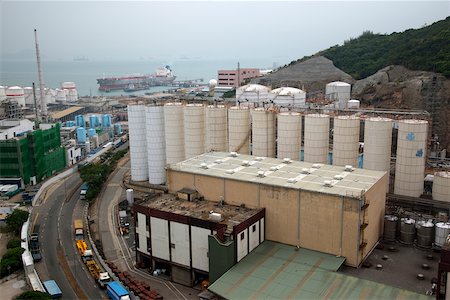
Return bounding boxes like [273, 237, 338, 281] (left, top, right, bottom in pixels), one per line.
[0, 247, 25, 277]
[6, 238, 21, 249]
[15, 291, 51, 300]
[5, 210, 30, 234]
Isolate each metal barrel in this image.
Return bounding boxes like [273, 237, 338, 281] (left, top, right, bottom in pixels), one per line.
[383, 215, 398, 242]
[400, 218, 416, 245]
[416, 221, 434, 248]
[435, 222, 450, 247]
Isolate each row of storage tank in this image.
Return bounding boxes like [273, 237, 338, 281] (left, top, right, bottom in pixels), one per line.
[0, 83, 78, 107]
[72, 114, 113, 129]
[384, 215, 450, 248]
[235, 82, 356, 109]
[127, 103, 449, 201]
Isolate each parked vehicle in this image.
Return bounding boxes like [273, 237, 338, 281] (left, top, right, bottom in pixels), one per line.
[86, 259, 111, 288]
[74, 219, 84, 240]
[80, 183, 89, 200]
[29, 226, 42, 262]
[76, 240, 93, 261]
[43, 280, 62, 299]
[106, 281, 130, 300]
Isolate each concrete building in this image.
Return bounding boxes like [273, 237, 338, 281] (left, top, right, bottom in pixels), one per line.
[166, 152, 388, 267]
[218, 68, 261, 87]
[0, 119, 34, 140]
[133, 191, 265, 286]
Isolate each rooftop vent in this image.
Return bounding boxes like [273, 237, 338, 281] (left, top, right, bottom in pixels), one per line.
[226, 169, 235, 175]
[209, 212, 223, 222]
[257, 171, 266, 178]
[255, 157, 264, 161]
[270, 166, 278, 171]
[334, 175, 344, 180]
[344, 165, 354, 172]
[230, 152, 238, 157]
[283, 158, 292, 164]
[312, 163, 322, 169]
[200, 163, 209, 169]
[301, 168, 310, 174]
[242, 160, 250, 166]
[323, 180, 332, 187]
[287, 178, 297, 184]
[215, 159, 224, 164]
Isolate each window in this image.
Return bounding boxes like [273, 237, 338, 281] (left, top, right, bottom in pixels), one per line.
[252, 225, 256, 232]
[240, 232, 245, 240]
[146, 216, 150, 232]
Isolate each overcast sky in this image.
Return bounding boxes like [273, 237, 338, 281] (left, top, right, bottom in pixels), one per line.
[1, 1, 449, 62]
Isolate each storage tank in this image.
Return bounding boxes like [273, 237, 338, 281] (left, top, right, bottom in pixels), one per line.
[333, 115, 360, 167]
[277, 112, 301, 160]
[24, 87, 34, 105]
[347, 99, 360, 109]
[55, 89, 67, 102]
[61, 82, 78, 101]
[65, 121, 75, 127]
[269, 87, 306, 108]
[325, 81, 351, 109]
[0, 86, 6, 101]
[228, 106, 250, 154]
[76, 127, 86, 144]
[394, 119, 428, 197]
[184, 104, 205, 159]
[128, 104, 148, 181]
[126, 189, 134, 205]
[383, 215, 398, 242]
[164, 103, 185, 164]
[235, 84, 270, 105]
[205, 105, 227, 152]
[435, 222, 450, 247]
[416, 220, 434, 248]
[433, 172, 450, 201]
[251, 108, 276, 157]
[145, 105, 166, 185]
[87, 128, 96, 138]
[92, 135, 99, 149]
[399, 218, 416, 245]
[85, 141, 91, 154]
[75, 115, 86, 128]
[6, 86, 25, 107]
[304, 114, 330, 164]
[102, 114, 112, 127]
[90, 115, 99, 128]
[114, 123, 122, 135]
[363, 117, 392, 171]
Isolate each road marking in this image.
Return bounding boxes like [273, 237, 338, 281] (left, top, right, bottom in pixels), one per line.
[31, 212, 39, 232]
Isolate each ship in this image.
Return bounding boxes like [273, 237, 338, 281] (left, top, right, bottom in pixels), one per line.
[96, 65, 176, 92]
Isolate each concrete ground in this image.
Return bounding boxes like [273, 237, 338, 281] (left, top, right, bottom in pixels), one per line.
[341, 241, 438, 296]
[0, 231, 14, 257]
[0, 272, 28, 300]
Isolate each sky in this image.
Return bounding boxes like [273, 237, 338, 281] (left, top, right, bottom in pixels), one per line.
[1, 1, 449, 63]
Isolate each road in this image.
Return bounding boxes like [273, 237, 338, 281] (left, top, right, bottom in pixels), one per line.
[33, 173, 105, 300]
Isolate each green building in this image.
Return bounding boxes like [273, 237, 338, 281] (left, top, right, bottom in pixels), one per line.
[0, 123, 66, 185]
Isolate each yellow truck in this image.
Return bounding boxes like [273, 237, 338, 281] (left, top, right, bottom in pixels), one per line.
[74, 219, 84, 240]
[85, 259, 111, 288]
[76, 240, 93, 261]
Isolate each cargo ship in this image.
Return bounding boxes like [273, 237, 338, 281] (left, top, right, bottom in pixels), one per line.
[96, 66, 176, 92]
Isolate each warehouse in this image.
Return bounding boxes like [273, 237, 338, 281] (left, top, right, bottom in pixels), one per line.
[167, 151, 388, 267]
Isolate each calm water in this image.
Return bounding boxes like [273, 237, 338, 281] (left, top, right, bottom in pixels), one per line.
[0, 58, 276, 96]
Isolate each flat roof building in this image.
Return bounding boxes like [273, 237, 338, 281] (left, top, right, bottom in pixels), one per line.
[218, 68, 261, 87]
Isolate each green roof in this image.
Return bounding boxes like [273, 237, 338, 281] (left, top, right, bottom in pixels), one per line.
[208, 241, 430, 300]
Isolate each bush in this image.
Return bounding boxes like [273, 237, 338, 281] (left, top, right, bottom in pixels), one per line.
[15, 291, 51, 300]
[0, 247, 25, 278]
[6, 238, 21, 249]
[5, 210, 30, 234]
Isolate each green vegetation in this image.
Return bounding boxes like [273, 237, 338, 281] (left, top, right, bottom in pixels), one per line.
[222, 89, 236, 98]
[15, 291, 51, 300]
[6, 238, 21, 249]
[79, 149, 127, 202]
[0, 247, 24, 278]
[5, 210, 30, 234]
[288, 17, 450, 79]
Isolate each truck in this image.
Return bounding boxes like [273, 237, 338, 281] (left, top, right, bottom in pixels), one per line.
[29, 226, 42, 262]
[80, 183, 89, 200]
[43, 280, 62, 299]
[118, 210, 129, 235]
[74, 219, 84, 240]
[85, 259, 111, 288]
[106, 281, 130, 300]
[76, 240, 93, 261]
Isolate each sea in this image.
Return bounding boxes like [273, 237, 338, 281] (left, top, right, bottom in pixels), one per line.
[0, 58, 280, 97]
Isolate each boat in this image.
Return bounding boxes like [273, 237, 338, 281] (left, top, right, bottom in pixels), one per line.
[96, 66, 176, 92]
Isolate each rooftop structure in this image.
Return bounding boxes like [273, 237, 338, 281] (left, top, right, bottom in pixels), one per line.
[0, 119, 34, 140]
[50, 106, 84, 122]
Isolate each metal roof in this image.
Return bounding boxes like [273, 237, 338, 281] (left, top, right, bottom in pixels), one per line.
[50, 106, 83, 120]
[168, 152, 386, 198]
[208, 241, 429, 300]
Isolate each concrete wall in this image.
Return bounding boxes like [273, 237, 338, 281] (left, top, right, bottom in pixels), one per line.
[150, 217, 169, 261]
[191, 226, 210, 272]
[170, 221, 190, 267]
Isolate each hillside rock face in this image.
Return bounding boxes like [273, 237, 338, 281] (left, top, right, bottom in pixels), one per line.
[252, 56, 354, 91]
[353, 65, 450, 152]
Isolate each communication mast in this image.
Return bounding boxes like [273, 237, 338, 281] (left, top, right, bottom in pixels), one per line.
[34, 29, 46, 120]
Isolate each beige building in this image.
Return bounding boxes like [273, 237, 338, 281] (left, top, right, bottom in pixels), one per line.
[167, 152, 388, 267]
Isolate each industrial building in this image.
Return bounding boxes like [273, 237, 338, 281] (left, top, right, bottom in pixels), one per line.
[166, 152, 387, 267]
[0, 119, 34, 140]
[217, 68, 261, 87]
[133, 191, 265, 286]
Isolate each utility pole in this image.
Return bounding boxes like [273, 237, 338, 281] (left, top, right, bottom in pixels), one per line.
[237, 62, 240, 88]
[34, 29, 46, 121]
[32, 83, 40, 128]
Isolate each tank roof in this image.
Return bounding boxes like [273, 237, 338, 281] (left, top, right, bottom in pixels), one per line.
[270, 87, 305, 95]
[237, 84, 270, 92]
[326, 81, 351, 87]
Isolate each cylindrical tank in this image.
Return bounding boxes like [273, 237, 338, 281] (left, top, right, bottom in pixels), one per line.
[24, 87, 34, 105]
[55, 89, 67, 102]
[235, 84, 270, 105]
[304, 114, 330, 164]
[363, 117, 393, 172]
[6, 86, 25, 107]
[228, 107, 250, 154]
[114, 123, 122, 135]
[87, 128, 96, 137]
[145, 105, 166, 185]
[102, 114, 112, 127]
[164, 103, 185, 164]
[399, 218, 416, 245]
[128, 104, 148, 181]
[269, 87, 306, 108]
[92, 135, 99, 149]
[251, 108, 276, 157]
[85, 141, 91, 154]
[0, 86, 6, 101]
[394, 119, 428, 197]
[435, 222, 450, 247]
[205, 105, 227, 152]
[184, 104, 205, 159]
[325, 81, 351, 109]
[433, 172, 450, 201]
[347, 99, 360, 109]
[75, 115, 86, 128]
[90, 115, 99, 128]
[333, 115, 360, 167]
[76, 127, 86, 144]
[66, 121, 75, 127]
[416, 220, 434, 248]
[61, 81, 76, 89]
[277, 112, 301, 160]
[126, 189, 134, 205]
[383, 215, 398, 242]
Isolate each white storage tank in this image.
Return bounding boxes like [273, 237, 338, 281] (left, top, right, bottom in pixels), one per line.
[277, 112, 301, 160]
[236, 84, 270, 105]
[6, 86, 25, 107]
[269, 87, 306, 108]
[363, 117, 393, 172]
[0, 86, 6, 101]
[435, 222, 450, 247]
[228, 106, 250, 154]
[304, 114, 330, 164]
[394, 119, 428, 197]
[55, 89, 67, 102]
[128, 104, 148, 181]
[164, 103, 185, 164]
[333, 115, 360, 167]
[145, 105, 166, 185]
[126, 189, 134, 205]
[433, 172, 450, 202]
[205, 105, 227, 152]
[61, 82, 78, 102]
[251, 108, 276, 157]
[347, 99, 360, 109]
[325, 81, 351, 109]
[184, 104, 205, 159]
